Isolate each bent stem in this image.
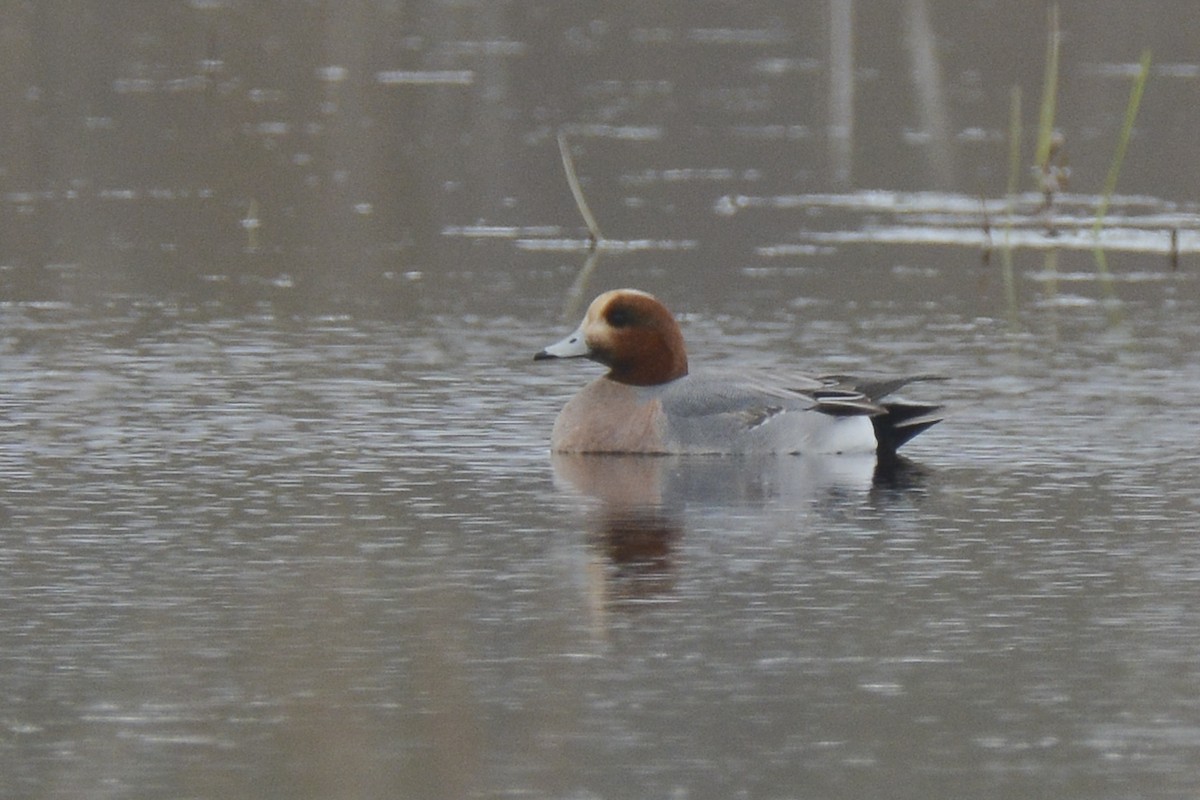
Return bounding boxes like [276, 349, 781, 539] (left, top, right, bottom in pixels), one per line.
[557, 130, 604, 248]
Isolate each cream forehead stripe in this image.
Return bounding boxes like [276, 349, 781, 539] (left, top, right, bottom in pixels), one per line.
[587, 289, 657, 320]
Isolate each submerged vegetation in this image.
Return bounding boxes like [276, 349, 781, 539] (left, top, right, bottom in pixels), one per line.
[766, 5, 1195, 272]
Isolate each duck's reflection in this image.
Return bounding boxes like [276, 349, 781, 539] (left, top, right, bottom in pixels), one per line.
[553, 451, 884, 510]
[553, 454, 682, 608]
[588, 510, 682, 605]
[554, 452, 927, 610]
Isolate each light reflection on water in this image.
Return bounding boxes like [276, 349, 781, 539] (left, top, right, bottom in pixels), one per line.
[2, 282, 1198, 798]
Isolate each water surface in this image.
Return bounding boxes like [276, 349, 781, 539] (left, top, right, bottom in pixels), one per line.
[3, 3, 1200, 798]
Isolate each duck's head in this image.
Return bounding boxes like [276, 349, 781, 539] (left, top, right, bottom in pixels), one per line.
[535, 289, 689, 386]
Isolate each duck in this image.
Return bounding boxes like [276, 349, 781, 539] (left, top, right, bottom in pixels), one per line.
[534, 289, 943, 456]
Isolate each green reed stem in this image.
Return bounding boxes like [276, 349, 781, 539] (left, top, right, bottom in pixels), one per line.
[1093, 49, 1152, 234]
[1033, 5, 1061, 176]
[1000, 84, 1022, 325]
[1006, 85, 1022, 200]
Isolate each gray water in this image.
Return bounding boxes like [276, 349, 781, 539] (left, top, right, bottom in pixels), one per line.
[3, 3, 1200, 799]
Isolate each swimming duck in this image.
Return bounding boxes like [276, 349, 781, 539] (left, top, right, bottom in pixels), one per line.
[534, 289, 942, 455]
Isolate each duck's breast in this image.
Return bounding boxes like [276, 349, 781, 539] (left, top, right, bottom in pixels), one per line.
[550, 377, 668, 453]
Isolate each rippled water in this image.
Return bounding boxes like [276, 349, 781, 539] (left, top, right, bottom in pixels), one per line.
[4, 2, 1200, 798]
[3, 257, 1199, 798]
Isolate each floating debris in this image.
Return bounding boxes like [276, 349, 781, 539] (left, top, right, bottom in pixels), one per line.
[558, 123, 663, 141]
[514, 238, 698, 253]
[442, 224, 564, 239]
[620, 167, 749, 187]
[375, 70, 475, 86]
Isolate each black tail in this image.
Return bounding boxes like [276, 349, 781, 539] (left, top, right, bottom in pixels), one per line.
[820, 374, 945, 455]
[871, 401, 943, 455]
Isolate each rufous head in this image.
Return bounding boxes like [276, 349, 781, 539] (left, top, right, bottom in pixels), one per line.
[535, 289, 689, 386]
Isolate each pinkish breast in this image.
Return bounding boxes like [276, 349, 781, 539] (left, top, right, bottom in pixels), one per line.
[550, 377, 667, 454]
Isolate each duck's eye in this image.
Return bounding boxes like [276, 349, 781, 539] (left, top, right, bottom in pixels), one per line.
[606, 305, 636, 327]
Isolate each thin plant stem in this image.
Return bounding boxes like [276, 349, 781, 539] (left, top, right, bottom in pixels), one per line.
[1042, 248, 1059, 336]
[1033, 5, 1060, 174]
[1000, 230, 1019, 328]
[1093, 49, 1152, 234]
[1006, 85, 1022, 202]
[1000, 84, 1021, 324]
[1032, 5, 1064, 235]
[1091, 245, 1121, 317]
[1089, 49, 1150, 315]
[557, 130, 604, 248]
